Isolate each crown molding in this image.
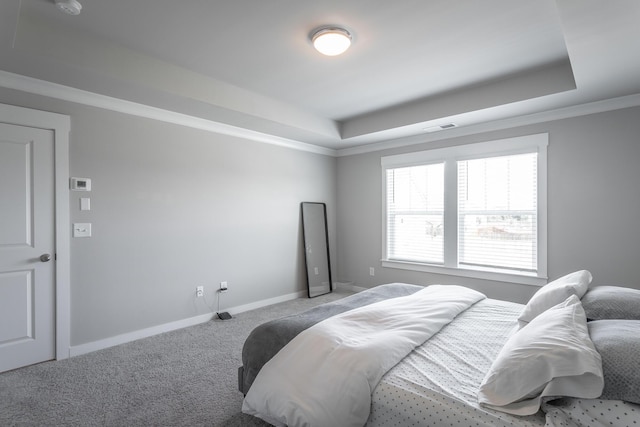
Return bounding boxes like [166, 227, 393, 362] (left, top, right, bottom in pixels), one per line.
[0, 70, 337, 157]
[2, 70, 639, 159]
[336, 93, 640, 157]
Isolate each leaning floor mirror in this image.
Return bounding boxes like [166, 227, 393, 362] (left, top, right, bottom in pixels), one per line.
[301, 202, 332, 298]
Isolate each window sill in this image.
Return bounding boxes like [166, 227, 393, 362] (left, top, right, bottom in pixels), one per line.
[381, 260, 547, 287]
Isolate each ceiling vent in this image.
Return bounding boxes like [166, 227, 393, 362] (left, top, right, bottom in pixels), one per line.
[423, 123, 457, 133]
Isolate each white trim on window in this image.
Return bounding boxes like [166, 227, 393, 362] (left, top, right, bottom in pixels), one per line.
[381, 133, 548, 285]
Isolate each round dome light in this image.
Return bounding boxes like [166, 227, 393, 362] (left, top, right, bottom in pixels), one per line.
[311, 27, 352, 56]
[55, 0, 82, 16]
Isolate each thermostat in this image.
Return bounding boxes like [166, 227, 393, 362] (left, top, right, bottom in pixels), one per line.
[70, 177, 91, 191]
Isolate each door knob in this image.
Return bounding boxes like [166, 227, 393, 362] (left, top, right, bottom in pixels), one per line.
[40, 253, 51, 262]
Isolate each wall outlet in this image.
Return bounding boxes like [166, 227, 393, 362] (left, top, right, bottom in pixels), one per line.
[369, 267, 375, 276]
[220, 281, 228, 292]
[196, 286, 204, 297]
[73, 223, 92, 238]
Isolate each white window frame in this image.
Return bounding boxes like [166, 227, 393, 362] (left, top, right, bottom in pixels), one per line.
[381, 133, 548, 286]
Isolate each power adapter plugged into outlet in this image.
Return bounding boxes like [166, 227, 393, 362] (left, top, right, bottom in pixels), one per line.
[216, 281, 231, 320]
[217, 311, 232, 320]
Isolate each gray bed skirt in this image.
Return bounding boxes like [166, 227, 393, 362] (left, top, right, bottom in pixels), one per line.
[238, 283, 423, 394]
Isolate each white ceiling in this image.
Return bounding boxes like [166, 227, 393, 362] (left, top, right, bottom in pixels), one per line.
[0, 0, 639, 151]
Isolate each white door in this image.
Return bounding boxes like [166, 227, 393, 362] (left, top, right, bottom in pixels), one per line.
[0, 122, 56, 373]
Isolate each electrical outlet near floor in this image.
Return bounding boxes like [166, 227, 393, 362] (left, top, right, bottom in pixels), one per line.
[369, 267, 375, 276]
[196, 286, 204, 297]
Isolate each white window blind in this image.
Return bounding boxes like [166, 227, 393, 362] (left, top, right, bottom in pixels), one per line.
[386, 163, 444, 264]
[381, 133, 547, 284]
[458, 153, 538, 272]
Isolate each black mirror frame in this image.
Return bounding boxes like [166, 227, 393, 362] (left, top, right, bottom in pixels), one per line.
[301, 202, 333, 298]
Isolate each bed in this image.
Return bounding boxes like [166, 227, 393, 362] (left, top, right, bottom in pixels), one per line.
[238, 273, 640, 427]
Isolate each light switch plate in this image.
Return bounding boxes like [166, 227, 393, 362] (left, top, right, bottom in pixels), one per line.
[80, 197, 91, 211]
[73, 223, 92, 238]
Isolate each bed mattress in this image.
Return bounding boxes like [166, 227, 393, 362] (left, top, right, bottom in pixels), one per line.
[368, 298, 546, 427]
[241, 282, 640, 426]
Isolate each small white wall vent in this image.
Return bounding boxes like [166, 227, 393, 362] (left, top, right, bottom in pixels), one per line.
[423, 123, 458, 133]
[55, 0, 82, 16]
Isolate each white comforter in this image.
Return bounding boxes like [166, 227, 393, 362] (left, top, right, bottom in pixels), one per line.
[242, 284, 486, 427]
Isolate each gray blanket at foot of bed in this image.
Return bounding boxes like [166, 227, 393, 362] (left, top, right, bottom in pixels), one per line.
[238, 283, 423, 394]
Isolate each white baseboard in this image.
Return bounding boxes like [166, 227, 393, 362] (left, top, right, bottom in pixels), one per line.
[69, 290, 306, 357]
[224, 290, 306, 315]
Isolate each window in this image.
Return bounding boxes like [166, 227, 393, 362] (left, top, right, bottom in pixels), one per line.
[382, 134, 547, 285]
[386, 163, 444, 264]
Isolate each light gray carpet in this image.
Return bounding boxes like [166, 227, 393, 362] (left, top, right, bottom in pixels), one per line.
[0, 289, 353, 426]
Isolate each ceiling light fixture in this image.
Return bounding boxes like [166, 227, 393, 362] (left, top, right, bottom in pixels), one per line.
[311, 27, 352, 56]
[55, 0, 82, 16]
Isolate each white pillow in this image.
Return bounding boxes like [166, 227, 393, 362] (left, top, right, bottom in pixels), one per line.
[518, 270, 592, 328]
[478, 295, 603, 416]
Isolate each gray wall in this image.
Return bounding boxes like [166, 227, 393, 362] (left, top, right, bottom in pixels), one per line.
[336, 106, 640, 303]
[2, 83, 638, 346]
[0, 88, 336, 346]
